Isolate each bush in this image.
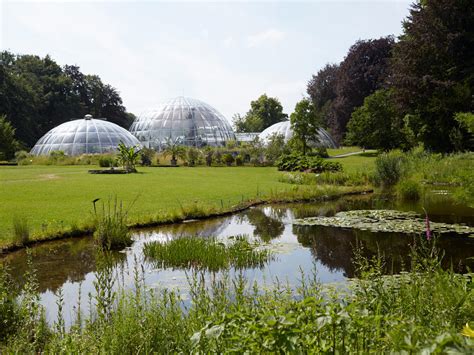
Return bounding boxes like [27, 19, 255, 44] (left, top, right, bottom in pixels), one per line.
[12, 215, 29, 245]
[98, 156, 116, 168]
[223, 153, 234, 166]
[235, 155, 244, 166]
[276, 152, 342, 173]
[396, 179, 422, 201]
[373, 150, 406, 187]
[140, 148, 155, 166]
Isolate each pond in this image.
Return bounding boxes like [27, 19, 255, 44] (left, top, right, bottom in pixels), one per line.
[1, 192, 473, 325]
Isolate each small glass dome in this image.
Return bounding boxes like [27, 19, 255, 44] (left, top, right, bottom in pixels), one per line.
[129, 96, 235, 150]
[258, 121, 338, 148]
[31, 115, 141, 156]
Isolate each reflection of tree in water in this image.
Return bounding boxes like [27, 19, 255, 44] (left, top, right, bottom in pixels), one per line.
[294, 225, 474, 277]
[148, 216, 231, 239]
[1, 237, 126, 293]
[245, 208, 284, 242]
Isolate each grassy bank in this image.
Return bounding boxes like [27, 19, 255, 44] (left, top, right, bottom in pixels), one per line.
[0, 164, 372, 249]
[1, 242, 472, 352]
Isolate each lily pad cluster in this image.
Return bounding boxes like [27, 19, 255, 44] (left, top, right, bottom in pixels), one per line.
[293, 210, 474, 235]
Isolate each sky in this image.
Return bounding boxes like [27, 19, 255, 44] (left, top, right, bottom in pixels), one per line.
[1, 0, 412, 123]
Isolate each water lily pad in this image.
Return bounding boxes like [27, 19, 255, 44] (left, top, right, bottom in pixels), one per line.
[293, 210, 474, 235]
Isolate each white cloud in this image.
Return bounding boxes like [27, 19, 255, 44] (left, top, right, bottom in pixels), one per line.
[247, 28, 285, 48]
[222, 36, 234, 48]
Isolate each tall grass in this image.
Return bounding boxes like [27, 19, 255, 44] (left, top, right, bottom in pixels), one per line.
[1, 241, 473, 352]
[143, 235, 273, 271]
[93, 197, 133, 250]
[12, 216, 29, 245]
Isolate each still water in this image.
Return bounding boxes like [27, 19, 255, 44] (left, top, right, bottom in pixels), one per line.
[1, 193, 473, 324]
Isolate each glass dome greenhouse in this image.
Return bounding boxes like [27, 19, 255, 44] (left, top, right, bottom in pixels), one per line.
[258, 121, 338, 148]
[30, 115, 141, 156]
[129, 96, 235, 150]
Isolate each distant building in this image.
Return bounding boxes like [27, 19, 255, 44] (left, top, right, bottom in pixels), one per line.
[30, 115, 140, 156]
[234, 132, 260, 143]
[129, 96, 236, 150]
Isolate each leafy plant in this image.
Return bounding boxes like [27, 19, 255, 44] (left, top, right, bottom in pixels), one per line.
[117, 142, 141, 172]
[222, 153, 234, 166]
[276, 152, 342, 173]
[162, 138, 186, 165]
[373, 150, 406, 187]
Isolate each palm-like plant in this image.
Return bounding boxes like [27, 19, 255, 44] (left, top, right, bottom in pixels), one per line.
[117, 142, 141, 172]
[162, 137, 186, 166]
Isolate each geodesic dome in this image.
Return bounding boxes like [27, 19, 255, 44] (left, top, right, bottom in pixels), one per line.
[30, 115, 141, 156]
[258, 121, 338, 148]
[129, 96, 235, 150]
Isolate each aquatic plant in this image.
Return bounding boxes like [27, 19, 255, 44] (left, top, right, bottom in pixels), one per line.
[373, 150, 406, 187]
[396, 179, 421, 201]
[93, 197, 133, 250]
[143, 235, 273, 271]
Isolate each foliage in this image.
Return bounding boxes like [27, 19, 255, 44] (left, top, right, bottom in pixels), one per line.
[143, 235, 273, 271]
[92, 197, 133, 250]
[222, 153, 234, 166]
[0, 51, 133, 148]
[98, 155, 117, 168]
[235, 155, 243, 166]
[396, 179, 422, 201]
[391, 0, 474, 152]
[186, 147, 200, 166]
[0, 115, 20, 161]
[139, 148, 155, 166]
[307, 63, 339, 128]
[276, 152, 342, 173]
[234, 94, 288, 133]
[12, 215, 29, 246]
[346, 90, 407, 150]
[264, 133, 289, 165]
[1, 244, 473, 352]
[373, 150, 406, 187]
[279, 170, 370, 186]
[116, 143, 140, 172]
[290, 99, 321, 155]
[330, 37, 395, 140]
[162, 138, 186, 165]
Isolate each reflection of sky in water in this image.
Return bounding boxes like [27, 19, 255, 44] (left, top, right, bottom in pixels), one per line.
[2, 194, 473, 326]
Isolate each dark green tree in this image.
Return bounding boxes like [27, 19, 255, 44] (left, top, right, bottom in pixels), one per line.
[234, 94, 287, 132]
[391, 0, 474, 151]
[345, 89, 406, 151]
[0, 115, 20, 160]
[290, 99, 320, 155]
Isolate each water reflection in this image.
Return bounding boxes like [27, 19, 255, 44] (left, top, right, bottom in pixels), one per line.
[1, 193, 473, 323]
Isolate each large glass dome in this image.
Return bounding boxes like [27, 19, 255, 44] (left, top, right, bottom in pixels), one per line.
[259, 121, 338, 148]
[129, 96, 235, 150]
[31, 115, 141, 156]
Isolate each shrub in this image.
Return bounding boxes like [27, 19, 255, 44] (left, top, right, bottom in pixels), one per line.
[223, 153, 234, 166]
[235, 155, 244, 166]
[98, 156, 116, 168]
[276, 152, 342, 173]
[187, 148, 200, 166]
[14, 150, 32, 165]
[12, 215, 29, 245]
[373, 150, 406, 187]
[140, 148, 155, 166]
[396, 179, 422, 201]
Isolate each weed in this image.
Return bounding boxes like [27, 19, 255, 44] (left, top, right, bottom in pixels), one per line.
[12, 216, 29, 245]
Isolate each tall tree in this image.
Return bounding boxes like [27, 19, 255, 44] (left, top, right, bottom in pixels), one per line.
[290, 98, 320, 155]
[307, 63, 339, 128]
[0, 115, 20, 160]
[330, 37, 394, 141]
[234, 94, 287, 132]
[391, 0, 474, 152]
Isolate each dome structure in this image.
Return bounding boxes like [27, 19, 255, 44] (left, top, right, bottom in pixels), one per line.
[129, 96, 235, 150]
[258, 121, 338, 148]
[31, 115, 141, 156]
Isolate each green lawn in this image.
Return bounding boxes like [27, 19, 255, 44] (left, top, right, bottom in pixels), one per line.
[327, 146, 362, 156]
[0, 157, 376, 247]
[328, 153, 377, 173]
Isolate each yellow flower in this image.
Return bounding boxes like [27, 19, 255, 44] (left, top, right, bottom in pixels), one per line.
[461, 323, 474, 338]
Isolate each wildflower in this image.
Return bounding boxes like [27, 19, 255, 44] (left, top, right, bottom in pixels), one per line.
[461, 323, 474, 338]
[422, 207, 431, 240]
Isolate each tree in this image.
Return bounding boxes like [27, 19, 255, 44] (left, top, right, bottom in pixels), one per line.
[264, 133, 289, 165]
[391, 0, 474, 152]
[162, 137, 186, 166]
[330, 37, 394, 141]
[0, 115, 20, 160]
[345, 90, 406, 151]
[307, 63, 339, 128]
[234, 94, 287, 132]
[290, 99, 320, 155]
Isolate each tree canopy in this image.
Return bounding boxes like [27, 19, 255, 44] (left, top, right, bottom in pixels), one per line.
[0, 51, 134, 148]
[234, 94, 288, 133]
[290, 98, 320, 155]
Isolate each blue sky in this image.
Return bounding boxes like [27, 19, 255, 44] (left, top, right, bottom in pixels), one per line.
[1, 0, 412, 123]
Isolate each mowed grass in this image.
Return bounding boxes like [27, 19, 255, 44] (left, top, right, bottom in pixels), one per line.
[328, 153, 377, 174]
[0, 156, 376, 247]
[327, 146, 362, 156]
